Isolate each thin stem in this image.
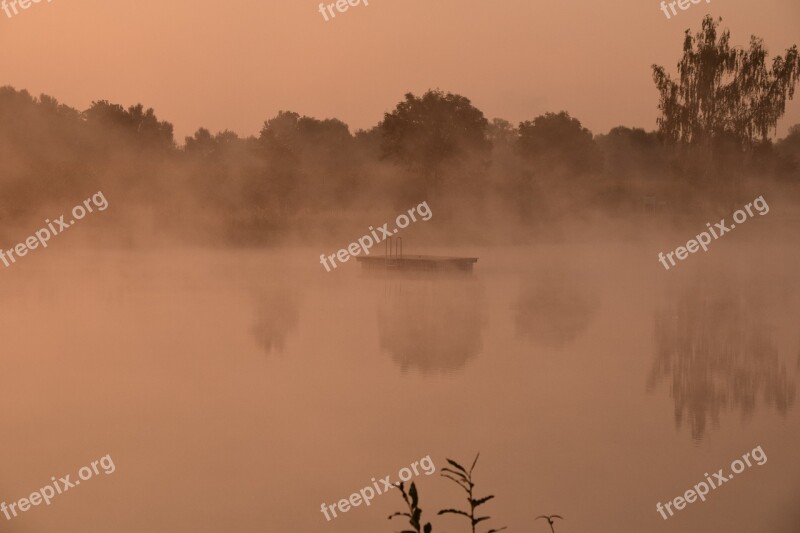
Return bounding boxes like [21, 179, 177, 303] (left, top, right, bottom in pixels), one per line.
[469, 479, 475, 533]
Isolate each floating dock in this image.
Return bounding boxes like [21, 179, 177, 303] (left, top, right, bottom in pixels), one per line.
[356, 254, 478, 273]
[356, 237, 477, 273]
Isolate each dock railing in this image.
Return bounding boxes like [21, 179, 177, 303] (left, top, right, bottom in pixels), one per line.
[385, 236, 402, 258]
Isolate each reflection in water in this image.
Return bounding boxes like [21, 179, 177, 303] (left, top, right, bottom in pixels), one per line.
[648, 279, 796, 440]
[377, 276, 485, 374]
[251, 288, 300, 355]
[513, 269, 599, 348]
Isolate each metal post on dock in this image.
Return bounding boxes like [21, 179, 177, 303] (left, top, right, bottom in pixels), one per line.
[385, 236, 403, 257]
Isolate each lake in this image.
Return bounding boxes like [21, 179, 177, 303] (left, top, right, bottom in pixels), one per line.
[0, 234, 797, 532]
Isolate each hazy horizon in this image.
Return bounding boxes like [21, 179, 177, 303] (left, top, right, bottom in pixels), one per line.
[1, 0, 799, 140]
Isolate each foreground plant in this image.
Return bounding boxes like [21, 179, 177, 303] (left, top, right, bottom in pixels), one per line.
[389, 481, 433, 533]
[535, 514, 564, 533]
[439, 453, 506, 533]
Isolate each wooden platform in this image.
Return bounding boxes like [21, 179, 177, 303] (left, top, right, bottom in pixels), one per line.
[356, 254, 478, 273]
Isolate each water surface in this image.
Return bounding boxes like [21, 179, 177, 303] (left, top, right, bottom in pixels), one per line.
[1, 238, 798, 532]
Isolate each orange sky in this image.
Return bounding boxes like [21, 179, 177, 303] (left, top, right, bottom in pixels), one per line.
[1, 0, 798, 141]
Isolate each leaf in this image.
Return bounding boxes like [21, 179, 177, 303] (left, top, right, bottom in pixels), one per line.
[438, 508, 471, 518]
[424, 524, 433, 533]
[388, 512, 411, 520]
[469, 452, 480, 474]
[409, 482, 419, 508]
[413, 508, 421, 524]
[472, 495, 495, 507]
[446, 458, 469, 474]
[472, 516, 490, 525]
[441, 473, 470, 492]
[441, 467, 468, 482]
[487, 528, 508, 533]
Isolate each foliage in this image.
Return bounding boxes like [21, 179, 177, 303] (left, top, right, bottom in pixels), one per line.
[516, 111, 602, 174]
[380, 90, 491, 180]
[389, 481, 433, 533]
[652, 16, 800, 148]
[387, 454, 505, 533]
[0, 76, 798, 245]
[775, 123, 800, 179]
[438, 454, 506, 533]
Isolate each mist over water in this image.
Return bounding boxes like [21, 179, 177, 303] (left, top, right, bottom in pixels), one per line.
[1, 228, 798, 532]
[1, 5, 800, 531]
[1, 106, 799, 531]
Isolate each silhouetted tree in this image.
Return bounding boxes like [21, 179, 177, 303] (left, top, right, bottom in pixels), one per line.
[259, 111, 302, 155]
[258, 111, 360, 208]
[353, 125, 382, 157]
[487, 118, 518, 147]
[652, 16, 800, 148]
[2, 80, 800, 245]
[596, 126, 666, 179]
[516, 112, 602, 175]
[0, 87, 93, 214]
[184, 127, 215, 157]
[380, 90, 491, 197]
[775, 124, 800, 180]
[84, 100, 175, 151]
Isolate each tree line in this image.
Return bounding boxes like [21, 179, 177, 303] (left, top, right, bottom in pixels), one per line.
[0, 16, 798, 245]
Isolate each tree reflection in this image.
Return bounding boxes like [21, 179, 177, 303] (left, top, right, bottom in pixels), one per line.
[377, 276, 485, 374]
[648, 280, 796, 440]
[513, 269, 599, 349]
[251, 288, 300, 356]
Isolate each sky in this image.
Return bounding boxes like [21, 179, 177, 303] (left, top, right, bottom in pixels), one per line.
[1, 0, 799, 142]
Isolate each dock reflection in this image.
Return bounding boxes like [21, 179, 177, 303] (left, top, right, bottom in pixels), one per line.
[376, 274, 485, 374]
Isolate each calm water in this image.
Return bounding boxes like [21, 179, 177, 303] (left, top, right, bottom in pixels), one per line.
[1, 237, 798, 532]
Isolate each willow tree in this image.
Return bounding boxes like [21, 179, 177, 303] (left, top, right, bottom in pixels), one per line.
[652, 16, 800, 148]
